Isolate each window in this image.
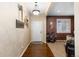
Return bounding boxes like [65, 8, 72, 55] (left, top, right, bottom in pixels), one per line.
[56, 19, 71, 33]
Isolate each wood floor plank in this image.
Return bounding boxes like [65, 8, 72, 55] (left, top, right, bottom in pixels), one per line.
[22, 42, 54, 57]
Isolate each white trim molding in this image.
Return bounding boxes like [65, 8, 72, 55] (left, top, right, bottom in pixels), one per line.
[20, 41, 31, 57]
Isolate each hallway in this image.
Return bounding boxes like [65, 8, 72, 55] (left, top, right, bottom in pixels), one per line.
[22, 41, 54, 57]
[0, 2, 76, 57]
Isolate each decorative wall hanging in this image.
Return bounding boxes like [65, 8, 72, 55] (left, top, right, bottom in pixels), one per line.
[16, 4, 24, 28]
[16, 19, 24, 28]
[18, 4, 23, 21]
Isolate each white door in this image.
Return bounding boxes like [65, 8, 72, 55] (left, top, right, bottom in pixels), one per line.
[31, 21, 43, 41]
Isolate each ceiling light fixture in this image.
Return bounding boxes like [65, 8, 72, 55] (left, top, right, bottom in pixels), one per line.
[32, 2, 40, 15]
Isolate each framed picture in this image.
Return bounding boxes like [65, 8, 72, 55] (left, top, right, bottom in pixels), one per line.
[16, 4, 24, 28]
[18, 4, 23, 21]
[16, 19, 24, 28]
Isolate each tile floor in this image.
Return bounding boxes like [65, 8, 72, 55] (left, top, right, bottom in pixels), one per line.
[47, 40, 66, 57]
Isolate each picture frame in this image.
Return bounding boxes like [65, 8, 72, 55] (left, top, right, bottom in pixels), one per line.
[18, 4, 23, 21]
[16, 19, 24, 28]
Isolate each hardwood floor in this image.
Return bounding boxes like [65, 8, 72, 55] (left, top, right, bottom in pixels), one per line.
[22, 41, 54, 57]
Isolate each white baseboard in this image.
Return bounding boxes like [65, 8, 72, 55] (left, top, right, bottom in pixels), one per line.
[20, 41, 31, 57]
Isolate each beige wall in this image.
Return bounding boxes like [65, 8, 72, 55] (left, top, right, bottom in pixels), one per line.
[30, 15, 46, 43]
[74, 2, 79, 57]
[0, 2, 31, 56]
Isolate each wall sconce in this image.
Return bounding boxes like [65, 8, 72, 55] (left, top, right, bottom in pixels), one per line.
[50, 22, 53, 29]
[24, 16, 29, 27]
[50, 22, 53, 25]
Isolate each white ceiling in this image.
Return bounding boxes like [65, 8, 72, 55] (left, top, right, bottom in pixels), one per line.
[25, 2, 74, 16]
[25, 2, 51, 16]
[47, 2, 74, 16]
